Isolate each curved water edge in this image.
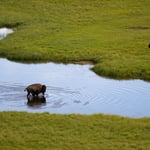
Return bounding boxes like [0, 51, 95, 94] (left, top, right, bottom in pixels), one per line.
[0, 27, 14, 40]
[0, 58, 150, 118]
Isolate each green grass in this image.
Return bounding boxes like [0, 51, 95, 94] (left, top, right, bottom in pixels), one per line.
[0, 2, 149, 149]
[0, 0, 150, 80]
[0, 112, 149, 150]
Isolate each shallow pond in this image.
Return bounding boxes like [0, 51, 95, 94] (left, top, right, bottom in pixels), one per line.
[0, 58, 150, 118]
[0, 27, 13, 40]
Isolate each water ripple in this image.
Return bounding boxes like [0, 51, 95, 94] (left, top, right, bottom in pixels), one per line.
[0, 58, 150, 118]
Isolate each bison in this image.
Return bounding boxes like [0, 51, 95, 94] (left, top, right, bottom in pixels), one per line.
[24, 83, 46, 97]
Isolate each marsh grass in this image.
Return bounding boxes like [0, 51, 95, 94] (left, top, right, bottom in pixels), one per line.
[0, 0, 150, 80]
[0, 112, 150, 150]
[0, 1, 149, 149]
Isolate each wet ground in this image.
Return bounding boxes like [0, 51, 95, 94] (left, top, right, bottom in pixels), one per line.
[0, 58, 150, 118]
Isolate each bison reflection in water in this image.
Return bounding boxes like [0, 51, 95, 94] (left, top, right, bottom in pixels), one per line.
[27, 95, 46, 107]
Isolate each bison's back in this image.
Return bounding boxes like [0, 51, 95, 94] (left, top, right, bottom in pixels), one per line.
[27, 83, 42, 91]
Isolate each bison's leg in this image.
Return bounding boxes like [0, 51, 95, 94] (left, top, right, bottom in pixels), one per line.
[32, 92, 36, 97]
[35, 90, 39, 96]
[31, 90, 39, 97]
[42, 91, 45, 96]
[27, 89, 30, 96]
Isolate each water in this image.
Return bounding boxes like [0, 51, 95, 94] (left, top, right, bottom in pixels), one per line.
[0, 27, 13, 40]
[0, 58, 150, 118]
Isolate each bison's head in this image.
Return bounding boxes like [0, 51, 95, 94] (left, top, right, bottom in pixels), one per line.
[41, 85, 46, 93]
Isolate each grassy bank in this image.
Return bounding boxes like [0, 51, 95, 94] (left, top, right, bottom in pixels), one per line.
[0, 0, 150, 80]
[0, 112, 149, 150]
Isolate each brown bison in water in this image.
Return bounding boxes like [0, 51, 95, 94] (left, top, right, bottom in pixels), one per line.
[24, 83, 46, 97]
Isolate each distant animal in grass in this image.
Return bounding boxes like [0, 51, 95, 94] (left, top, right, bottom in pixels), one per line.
[24, 83, 46, 97]
[148, 44, 150, 48]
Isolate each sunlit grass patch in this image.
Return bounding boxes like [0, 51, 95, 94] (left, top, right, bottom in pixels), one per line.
[0, 112, 150, 150]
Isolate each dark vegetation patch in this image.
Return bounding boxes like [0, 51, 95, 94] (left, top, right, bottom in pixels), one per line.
[0, 22, 23, 28]
[128, 26, 150, 30]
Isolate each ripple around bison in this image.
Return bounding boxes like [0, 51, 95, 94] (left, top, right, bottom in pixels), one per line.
[0, 58, 150, 118]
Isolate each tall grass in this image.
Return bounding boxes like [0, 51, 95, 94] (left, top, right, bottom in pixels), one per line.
[0, 112, 149, 150]
[0, 0, 150, 80]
